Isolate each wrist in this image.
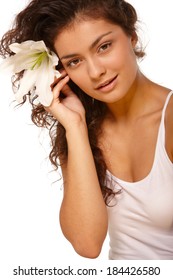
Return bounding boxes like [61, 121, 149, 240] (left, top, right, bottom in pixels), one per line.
[65, 121, 88, 141]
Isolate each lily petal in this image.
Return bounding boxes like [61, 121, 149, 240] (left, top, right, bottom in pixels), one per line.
[35, 60, 54, 106]
[9, 40, 46, 53]
[15, 69, 38, 103]
[0, 56, 15, 72]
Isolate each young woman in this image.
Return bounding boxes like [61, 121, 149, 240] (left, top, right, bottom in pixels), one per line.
[0, 0, 173, 260]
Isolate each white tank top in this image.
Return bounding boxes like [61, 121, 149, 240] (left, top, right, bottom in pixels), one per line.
[106, 90, 173, 260]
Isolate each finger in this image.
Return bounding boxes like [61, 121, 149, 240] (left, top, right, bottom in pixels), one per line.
[50, 70, 67, 89]
[52, 75, 70, 100]
[61, 83, 75, 97]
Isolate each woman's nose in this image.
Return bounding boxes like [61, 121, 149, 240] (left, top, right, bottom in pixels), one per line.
[87, 57, 106, 80]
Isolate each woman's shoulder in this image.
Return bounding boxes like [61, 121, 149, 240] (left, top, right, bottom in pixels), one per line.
[150, 84, 173, 153]
[147, 83, 172, 116]
[150, 82, 171, 103]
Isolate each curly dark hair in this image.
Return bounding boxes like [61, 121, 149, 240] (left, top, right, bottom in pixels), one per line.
[0, 0, 145, 204]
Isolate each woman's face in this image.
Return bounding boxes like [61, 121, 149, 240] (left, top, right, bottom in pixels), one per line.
[54, 18, 139, 103]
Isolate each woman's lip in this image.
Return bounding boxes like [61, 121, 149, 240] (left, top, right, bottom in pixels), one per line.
[96, 75, 118, 92]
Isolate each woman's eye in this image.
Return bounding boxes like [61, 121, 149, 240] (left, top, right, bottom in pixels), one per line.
[67, 58, 81, 67]
[99, 42, 112, 53]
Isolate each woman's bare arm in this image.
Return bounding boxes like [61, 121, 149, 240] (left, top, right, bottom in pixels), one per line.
[60, 122, 108, 258]
[45, 73, 108, 258]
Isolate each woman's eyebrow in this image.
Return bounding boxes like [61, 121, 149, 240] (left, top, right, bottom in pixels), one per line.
[90, 31, 112, 50]
[60, 31, 112, 61]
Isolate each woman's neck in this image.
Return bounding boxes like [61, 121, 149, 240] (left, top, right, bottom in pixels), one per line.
[105, 72, 155, 124]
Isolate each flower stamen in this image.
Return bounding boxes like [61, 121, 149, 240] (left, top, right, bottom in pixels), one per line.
[31, 51, 47, 70]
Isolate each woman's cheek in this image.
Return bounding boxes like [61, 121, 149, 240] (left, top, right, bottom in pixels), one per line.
[69, 72, 85, 88]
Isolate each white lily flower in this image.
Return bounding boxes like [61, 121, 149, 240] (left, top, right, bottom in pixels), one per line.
[0, 40, 61, 106]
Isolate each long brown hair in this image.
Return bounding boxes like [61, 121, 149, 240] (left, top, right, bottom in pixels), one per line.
[0, 0, 145, 204]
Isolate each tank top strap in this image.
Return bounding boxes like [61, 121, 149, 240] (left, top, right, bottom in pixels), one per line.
[158, 90, 173, 144]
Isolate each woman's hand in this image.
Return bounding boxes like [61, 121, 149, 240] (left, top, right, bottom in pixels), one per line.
[45, 70, 86, 130]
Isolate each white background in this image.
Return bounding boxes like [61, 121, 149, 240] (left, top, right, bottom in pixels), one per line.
[0, 1, 173, 279]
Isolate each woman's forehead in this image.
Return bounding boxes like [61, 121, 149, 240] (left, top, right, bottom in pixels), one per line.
[54, 19, 121, 56]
